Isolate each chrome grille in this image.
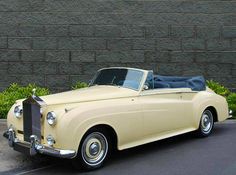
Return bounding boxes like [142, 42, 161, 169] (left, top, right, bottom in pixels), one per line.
[23, 96, 43, 143]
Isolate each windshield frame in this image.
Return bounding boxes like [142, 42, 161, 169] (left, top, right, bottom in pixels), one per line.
[89, 67, 147, 91]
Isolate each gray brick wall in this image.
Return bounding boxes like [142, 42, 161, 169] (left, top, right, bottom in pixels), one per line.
[0, 0, 236, 92]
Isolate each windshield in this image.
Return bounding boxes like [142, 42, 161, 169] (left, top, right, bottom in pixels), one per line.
[90, 68, 144, 91]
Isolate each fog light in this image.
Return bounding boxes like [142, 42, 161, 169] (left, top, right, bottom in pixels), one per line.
[46, 135, 55, 146]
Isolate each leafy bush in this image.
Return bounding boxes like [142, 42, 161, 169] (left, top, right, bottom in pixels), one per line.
[0, 83, 50, 119]
[72, 81, 88, 90]
[227, 93, 236, 118]
[206, 80, 230, 97]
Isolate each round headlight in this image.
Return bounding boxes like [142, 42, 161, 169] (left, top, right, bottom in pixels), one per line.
[46, 111, 57, 126]
[14, 105, 23, 119]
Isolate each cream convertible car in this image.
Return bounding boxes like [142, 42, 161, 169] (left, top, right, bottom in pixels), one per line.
[4, 67, 231, 170]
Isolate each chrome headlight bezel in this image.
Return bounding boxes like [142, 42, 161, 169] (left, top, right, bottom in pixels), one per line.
[46, 111, 57, 126]
[14, 105, 23, 119]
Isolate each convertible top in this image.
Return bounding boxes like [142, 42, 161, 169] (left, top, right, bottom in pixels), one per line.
[153, 75, 206, 91]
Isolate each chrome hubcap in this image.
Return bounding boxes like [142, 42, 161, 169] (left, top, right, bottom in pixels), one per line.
[201, 110, 213, 134]
[81, 132, 108, 166]
[89, 142, 100, 156]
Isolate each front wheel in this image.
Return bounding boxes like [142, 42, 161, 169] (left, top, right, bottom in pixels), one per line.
[72, 130, 110, 171]
[196, 109, 214, 137]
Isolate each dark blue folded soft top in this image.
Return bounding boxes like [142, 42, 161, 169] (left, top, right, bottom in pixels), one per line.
[153, 75, 206, 91]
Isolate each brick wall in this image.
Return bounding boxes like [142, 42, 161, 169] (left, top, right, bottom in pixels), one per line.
[0, 0, 236, 92]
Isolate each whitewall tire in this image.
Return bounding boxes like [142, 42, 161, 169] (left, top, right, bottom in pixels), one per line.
[72, 129, 110, 171]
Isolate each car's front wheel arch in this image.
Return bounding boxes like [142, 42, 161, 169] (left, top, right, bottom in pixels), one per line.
[72, 124, 118, 170]
[84, 124, 118, 151]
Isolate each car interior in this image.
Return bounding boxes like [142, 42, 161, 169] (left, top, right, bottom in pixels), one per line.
[146, 73, 206, 91]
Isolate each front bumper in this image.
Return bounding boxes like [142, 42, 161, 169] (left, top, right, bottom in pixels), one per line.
[3, 128, 76, 159]
[228, 109, 233, 118]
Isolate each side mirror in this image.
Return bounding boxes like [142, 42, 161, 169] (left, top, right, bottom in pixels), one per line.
[143, 84, 149, 91]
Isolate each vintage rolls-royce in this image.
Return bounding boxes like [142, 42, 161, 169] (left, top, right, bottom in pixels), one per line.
[3, 67, 231, 170]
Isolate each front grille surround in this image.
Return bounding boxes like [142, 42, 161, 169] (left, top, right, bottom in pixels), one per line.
[22, 96, 46, 143]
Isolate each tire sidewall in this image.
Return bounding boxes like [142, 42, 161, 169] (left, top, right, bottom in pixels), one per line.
[198, 109, 214, 137]
[72, 129, 110, 171]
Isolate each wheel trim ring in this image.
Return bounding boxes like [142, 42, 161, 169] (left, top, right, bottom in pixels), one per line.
[201, 110, 213, 134]
[81, 132, 108, 166]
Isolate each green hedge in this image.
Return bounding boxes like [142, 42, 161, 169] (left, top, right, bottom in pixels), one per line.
[227, 93, 236, 118]
[206, 80, 230, 97]
[0, 82, 88, 119]
[71, 81, 88, 90]
[0, 83, 50, 119]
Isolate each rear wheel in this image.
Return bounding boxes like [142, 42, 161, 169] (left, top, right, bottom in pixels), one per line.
[72, 130, 110, 171]
[196, 109, 214, 137]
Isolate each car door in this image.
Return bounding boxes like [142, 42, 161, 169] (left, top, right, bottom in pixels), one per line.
[139, 88, 195, 137]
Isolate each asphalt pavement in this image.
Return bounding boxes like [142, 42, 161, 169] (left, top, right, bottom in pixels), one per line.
[0, 120, 236, 175]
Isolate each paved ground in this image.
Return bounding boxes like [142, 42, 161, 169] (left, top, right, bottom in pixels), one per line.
[0, 120, 236, 175]
[0, 121, 56, 174]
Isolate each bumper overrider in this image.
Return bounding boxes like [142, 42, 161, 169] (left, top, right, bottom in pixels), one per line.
[229, 109, 233, 118]
[3, 128, 76, 159]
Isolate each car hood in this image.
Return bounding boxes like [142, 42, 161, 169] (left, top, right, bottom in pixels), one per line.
[40, 85, 138, 105]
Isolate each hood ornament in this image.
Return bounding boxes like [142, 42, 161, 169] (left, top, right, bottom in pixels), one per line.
[32, 88, 36, 97]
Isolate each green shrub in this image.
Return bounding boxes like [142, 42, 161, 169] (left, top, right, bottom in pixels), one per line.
[72, 81, 88, 90]
[206, 80, 230, 97]
[0, 83, 50, 119]
[227, 93, 236, 118]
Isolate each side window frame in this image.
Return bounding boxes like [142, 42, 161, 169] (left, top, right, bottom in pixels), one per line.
[144, 71, 154, 90]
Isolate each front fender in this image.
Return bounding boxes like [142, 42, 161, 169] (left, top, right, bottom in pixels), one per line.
[54, 102, 123, 155]
[54, 97, 142, 154]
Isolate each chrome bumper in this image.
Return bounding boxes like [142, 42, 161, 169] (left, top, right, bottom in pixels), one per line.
[3, 128, 76, 159]
[229, 109, 233, 118]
